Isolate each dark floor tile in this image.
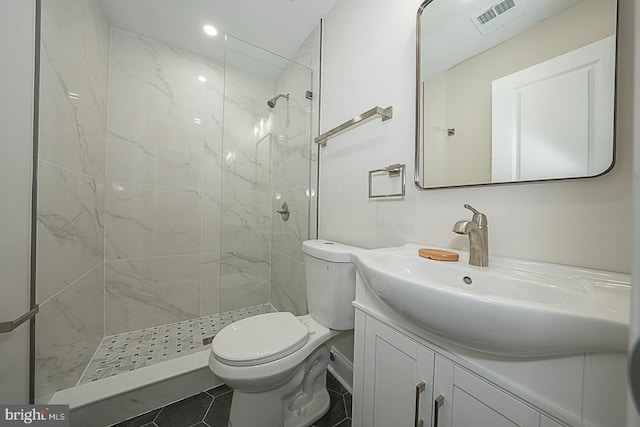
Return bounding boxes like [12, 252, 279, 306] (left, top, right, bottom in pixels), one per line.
[203, 390, 233, 427]
[311, 390, 347, 427]
[343, 393, 352, 419]
[326, 372, 346, 395]
[204, 384, 232, 398]
[110, 408, 161, 427]
[112, 372, 351, 427]
[154, 392, 213, 427]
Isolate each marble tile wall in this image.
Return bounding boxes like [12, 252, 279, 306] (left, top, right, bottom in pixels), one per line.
[104, 31, 279, 332]
[104, 256, 202, 334]
[218, 42, 278, 312]
[35, 266, 105, 402]
[200, 61, 224, 317]
[35, 0, 110, 402]
[270, 26, 320, 315]
[104, 30, 222, 335]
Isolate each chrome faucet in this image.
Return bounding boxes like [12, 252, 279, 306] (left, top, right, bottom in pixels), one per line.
[453, 204, 488, 267]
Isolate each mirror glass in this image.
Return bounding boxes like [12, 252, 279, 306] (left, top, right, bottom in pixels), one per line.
[415, 0, 617, 189]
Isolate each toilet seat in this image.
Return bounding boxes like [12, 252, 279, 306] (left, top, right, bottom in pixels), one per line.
[212, 312, 309, 367]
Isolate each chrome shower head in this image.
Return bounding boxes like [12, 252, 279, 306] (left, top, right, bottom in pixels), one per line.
[267, 93, 289, 108]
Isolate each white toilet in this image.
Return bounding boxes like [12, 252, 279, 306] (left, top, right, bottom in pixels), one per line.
[208, 239, 360, 427]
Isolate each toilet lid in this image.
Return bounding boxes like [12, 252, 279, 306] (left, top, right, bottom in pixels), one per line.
[212, 312, 309, 366]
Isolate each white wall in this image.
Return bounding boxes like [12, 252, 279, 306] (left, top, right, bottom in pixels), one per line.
[0, 0, 35, 403]
[319, 0, 634, 275]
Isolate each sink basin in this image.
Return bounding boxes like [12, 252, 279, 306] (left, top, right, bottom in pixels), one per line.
[352, 244, 630, 357]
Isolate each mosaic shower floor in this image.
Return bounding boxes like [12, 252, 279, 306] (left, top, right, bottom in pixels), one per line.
[79, 304, 276, 385]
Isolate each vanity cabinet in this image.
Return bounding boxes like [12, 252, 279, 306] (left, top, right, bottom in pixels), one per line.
[353, 313, 566, 427]
[358, 316, 435, 427]
[440, 361, 540, 427]
[351, 254, 628, 427]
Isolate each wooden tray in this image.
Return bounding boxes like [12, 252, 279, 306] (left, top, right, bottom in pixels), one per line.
[418, 248, 459, 262]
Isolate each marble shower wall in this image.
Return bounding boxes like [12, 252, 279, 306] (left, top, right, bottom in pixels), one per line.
[104, 31, 283, 332]
[219, 41, 277, 312]
[270, 26, 320, 315]
[105, 29, 225, 335]
[35, 0, 110, 403]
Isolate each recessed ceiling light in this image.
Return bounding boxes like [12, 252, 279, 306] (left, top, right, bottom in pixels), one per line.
[203, 25, 217, 36]
[198, 76, 207, 82]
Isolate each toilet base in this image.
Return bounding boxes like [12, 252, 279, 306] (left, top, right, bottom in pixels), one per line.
[284, 387, 330, 427]
[227, 345, 331, 427]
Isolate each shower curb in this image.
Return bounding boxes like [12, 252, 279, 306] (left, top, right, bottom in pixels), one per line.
[50, 350, 220, 427]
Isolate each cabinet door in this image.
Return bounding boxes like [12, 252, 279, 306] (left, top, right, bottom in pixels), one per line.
[435, 359, 540, 427]
[432, 355, 454, 427]
[360, 317, 434, 427]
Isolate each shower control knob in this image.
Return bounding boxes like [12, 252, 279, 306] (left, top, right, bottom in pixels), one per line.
[276, 202, 290, 221]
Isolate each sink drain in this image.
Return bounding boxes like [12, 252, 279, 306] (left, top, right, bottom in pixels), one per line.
[463, 276, 473, 285]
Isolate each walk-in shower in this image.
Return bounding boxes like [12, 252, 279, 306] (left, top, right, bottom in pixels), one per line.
[34, 0, 318, 414]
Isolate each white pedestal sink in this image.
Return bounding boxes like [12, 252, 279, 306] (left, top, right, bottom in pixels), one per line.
[352, 243, 630, 357]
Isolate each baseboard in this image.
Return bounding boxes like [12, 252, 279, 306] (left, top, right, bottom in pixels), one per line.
[328, 345, 353, 394]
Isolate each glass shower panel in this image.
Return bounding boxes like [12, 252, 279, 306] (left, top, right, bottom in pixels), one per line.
[220, 36, 313, 315]
[34, 0, 110, 403]
[269, 57, 314, 316]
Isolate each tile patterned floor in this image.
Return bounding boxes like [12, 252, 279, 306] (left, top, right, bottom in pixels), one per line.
[80, 304, 276, 384]
[110, 371, 352, 427]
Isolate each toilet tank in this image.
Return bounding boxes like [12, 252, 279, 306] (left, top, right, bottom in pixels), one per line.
[302, 239, 361, 331]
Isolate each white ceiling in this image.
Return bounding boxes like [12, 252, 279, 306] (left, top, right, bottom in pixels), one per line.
[99, 0, 339, 62]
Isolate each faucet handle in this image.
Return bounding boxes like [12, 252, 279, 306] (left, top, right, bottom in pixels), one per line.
[464, 204, 487, 226]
